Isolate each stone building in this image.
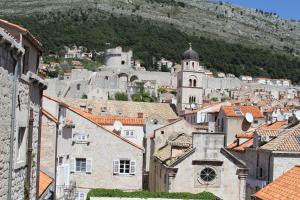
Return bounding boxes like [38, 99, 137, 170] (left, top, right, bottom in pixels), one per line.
[0, 19, 47, 200]
[216, 106, 265, 145]
[42, 95, 145, 199]
[176, 45, 205, 114]
[149, 119, 249, 200]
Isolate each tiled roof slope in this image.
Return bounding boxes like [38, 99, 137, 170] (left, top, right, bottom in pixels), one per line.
[64, 98, 178, 121]
[72, 108, 144, 125]
[38, 171, 53, 197]
[222, 106, 264, 118]
[227, 138, 254, 152]
[253, 165, 300, 200]
[0, 18, 42, 50]
[154, 134, 193, 166]
[260, 124, 300, 152]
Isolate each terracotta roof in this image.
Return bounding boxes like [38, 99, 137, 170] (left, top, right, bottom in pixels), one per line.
[236, 131, 254, 139]
[253, 165, 300, 200]
[43, 95, 144, 151]
[67, 107, 144, 151]
[262, 121, 287, 130]
[63, 98, 178, 121]
[154, 133, 193, 166]
[255, 129, 281, 137]
[38, 171, 53, 197]
[72, 108, 144, 126]
[227, 138, 254, 152]
[0, 18, 42, 51]
[222, 106, 264, 118]
[260, 124, 300, 152]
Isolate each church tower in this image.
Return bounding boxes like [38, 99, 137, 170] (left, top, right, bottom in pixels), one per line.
[176, 44, 204, 115]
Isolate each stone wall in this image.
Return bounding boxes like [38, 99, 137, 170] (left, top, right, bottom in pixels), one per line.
[0, 67, 13, 200]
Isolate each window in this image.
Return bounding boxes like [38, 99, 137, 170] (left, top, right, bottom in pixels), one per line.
[72, 158, 92, 173]
[124, 130, 135, 138]
[113, 160, 136, 175]
[76, 158, 86, 172]
[58, 156, 63, 165]
[200, 167, 216, 182]
[192, 62, 194, 68]
[161, 131, 164, 135]
[193, 79, 197, 87]
[189, 96, 196, 104]
[22, 46, 30, 74]
[189, 79, 192, 87]
[17, 127, 26, 162]
[74, 133, 89, 143]
[254, 120, 259, 124]
[121, 60, 125, 65]
[76, 84, 81, 90]
[75, 192, 85, 200]
[258, 167, 263, 178]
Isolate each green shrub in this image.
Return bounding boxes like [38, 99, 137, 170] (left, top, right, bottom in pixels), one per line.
[87, 188, 215, 199]
[114, 92, 129, 101]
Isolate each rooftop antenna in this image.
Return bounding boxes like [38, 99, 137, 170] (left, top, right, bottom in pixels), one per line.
[245, 112, 254, 123]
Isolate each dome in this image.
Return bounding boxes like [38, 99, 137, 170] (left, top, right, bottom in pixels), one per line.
[182, 44, 199, 61]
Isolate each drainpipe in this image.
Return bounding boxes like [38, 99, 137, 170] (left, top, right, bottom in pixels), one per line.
[7, 57, 21, 200]
[36, 89, 43, 198]
[25, 109, 34, 200]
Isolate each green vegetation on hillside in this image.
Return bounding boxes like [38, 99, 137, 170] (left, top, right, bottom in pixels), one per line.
[87, 188, 215, 199]
[3, 8, 300, 83]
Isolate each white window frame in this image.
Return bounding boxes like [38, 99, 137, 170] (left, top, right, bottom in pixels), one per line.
[124, 130, 135, 138]
[73, 133, 89, 144]
[113, 159, 136, 175]
[71, 158, 92, 173]
[75, 192, 85, 200]
[15, 126, 27, 168]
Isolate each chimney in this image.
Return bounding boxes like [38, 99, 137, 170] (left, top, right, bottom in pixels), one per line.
[137, 112, 143, 118]
[79, 103, 86, 111]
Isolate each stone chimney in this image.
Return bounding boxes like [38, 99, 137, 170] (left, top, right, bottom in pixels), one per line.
[79, 103, 86, 111]
[137, 112, 143, 118]
[87, 106, 93, 114]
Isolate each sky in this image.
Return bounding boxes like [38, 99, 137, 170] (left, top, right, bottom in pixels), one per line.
[211, 0, 300, 20]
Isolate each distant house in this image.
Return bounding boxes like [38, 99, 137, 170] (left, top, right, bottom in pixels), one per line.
[42, 95, 144, 199]
[253, 165, 300, 200]
[216, 106, 265, 145]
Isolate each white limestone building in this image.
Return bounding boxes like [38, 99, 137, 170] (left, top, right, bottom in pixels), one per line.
[176, 45, 205, 114]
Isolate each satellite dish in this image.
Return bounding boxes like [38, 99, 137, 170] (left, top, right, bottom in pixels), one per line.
[245, 113, 254, 123]
[191, 103, 197, 109]
[113, 120, 123, 132]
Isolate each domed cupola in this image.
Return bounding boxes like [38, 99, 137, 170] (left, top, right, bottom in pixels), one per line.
[182, 43, 199, 61]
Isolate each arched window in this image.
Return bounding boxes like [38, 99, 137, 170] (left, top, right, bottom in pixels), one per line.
[192, 62, 194, 68]
[189, 79, 192, 87]
[193, 79, 197, 87]
[76, 84, 81, 90]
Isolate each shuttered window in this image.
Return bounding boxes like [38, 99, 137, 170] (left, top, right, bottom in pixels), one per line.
[113, 159, 136, 175]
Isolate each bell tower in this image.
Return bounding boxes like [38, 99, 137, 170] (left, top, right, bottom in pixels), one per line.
[176, 43, 204, 115]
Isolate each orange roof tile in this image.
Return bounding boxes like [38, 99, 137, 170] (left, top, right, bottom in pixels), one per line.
[42, 109, 58, 124]
[222, 106, 264, 118]
[263, 121, 287, 130]
[0, 18, 42, 51]
[253, 166, 300, 200]
[72, 108, 144, 126]
[38, 171, 53, 197]
[227, 138, 253, 152]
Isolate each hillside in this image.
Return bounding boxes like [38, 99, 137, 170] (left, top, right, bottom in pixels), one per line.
[1, 0, 300, 83]
[1, 0, 300, 54]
